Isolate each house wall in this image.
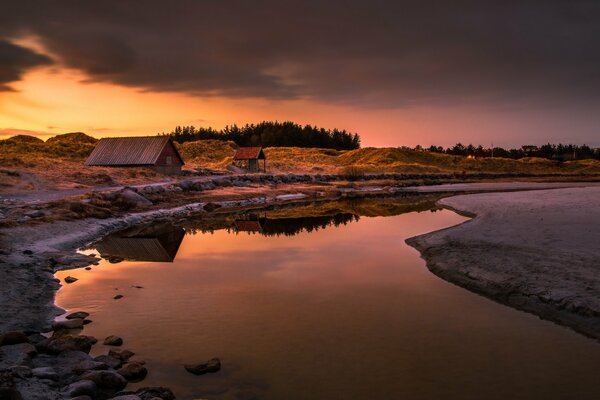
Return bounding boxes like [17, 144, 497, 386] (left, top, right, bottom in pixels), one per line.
[155, 143, 183, 166]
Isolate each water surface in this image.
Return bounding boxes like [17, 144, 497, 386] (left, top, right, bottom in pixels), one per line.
[55, 202, 600, 400]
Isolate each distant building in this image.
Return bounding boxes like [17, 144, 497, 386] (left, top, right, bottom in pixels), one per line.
[233, 147, 266, 172]
[85, 136, 184, 174]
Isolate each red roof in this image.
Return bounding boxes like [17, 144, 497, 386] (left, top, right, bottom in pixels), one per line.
[233, 147, 265, 160]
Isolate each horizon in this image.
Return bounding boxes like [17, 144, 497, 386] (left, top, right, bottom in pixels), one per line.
[1, 2, 600, 148]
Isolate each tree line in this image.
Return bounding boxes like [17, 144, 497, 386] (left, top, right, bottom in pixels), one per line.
[161, 121, 361, 150]
[421, 143, 600, 161]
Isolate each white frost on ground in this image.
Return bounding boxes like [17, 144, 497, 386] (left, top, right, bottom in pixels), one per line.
[407, 186, 600, 339]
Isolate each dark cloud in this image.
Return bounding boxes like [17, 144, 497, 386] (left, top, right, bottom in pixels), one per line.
[0, 39, 52, 91]
[1, 1, 600, 107]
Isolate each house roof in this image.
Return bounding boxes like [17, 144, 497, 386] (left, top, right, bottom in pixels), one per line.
[85, 136, 184, 166]
[234, 220, 263, 232]
[233, 147, 265, 160]
[94, 225, 185, 262]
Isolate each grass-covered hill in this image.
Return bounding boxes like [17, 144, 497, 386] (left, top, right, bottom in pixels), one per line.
[1, 134, 600, 194]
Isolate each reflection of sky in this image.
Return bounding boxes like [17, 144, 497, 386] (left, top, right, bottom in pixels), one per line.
[57, 211, 600, 400]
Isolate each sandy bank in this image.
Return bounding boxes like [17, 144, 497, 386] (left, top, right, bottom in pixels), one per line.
[407, 186, 600, 339]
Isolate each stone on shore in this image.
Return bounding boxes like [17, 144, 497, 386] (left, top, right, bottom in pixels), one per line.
[93, 355, 123, 369]
[66, 311, 90, 320]
[108, 349, 134, 362]
[203, 202, 221, 212]
[114, 294, 124, 300]
[52, 318, 84, 331]
[135, 387, 176, 400]
[183, 358, 221, 375]
[31, 366, 59, 381]
[42, 335, 97, 354]
[103, 335, 123, 346]
[64, 276, 78, 284]
[117, 361, 148, 381]
[73, 359, 109, 375]
[65, 379, 97, 397]
[80, 370, 128, 391]
[0, 331, 29, 346]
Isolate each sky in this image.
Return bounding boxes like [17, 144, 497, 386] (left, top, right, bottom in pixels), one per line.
[0, 1, 599, 147]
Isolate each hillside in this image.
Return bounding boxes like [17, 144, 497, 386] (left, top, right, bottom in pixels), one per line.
[2, 135, 600, 194]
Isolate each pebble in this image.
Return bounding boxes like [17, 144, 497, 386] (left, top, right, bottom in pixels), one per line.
[52, 318, 84, 330]
[103, 335, 123, 346]
[66, 311, 90, 320]
[64, 276, 78, 284]
[114, 294, 124, 300]
[184, 358, 221, 375]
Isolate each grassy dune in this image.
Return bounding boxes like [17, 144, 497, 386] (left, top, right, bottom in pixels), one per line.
[1, 134, 600, 193]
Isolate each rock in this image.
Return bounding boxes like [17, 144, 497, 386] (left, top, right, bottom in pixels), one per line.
[73, 359, 109, 375]
[117, 361, 148, 382]
[108, 256, 124, 264]
[26, 333, 46, 346]
[24, 210, 45, 218]
[110, 395, 142, 400]
[52, 318, 84, 331]
[135, 387, 176, 400]
[65, 379, 97, 397]
[31, 366, 58, 381]
[0, 343, 37, 367]
[83, 319, 93, 325]
[103, 335, 123, 346]
[117, 189, 152, 207]
[93, 355, 123, 369]
[114, 294, 124, 300]
[203, 202, 221, 212]
[22, 250, 33, 255]
[43, 335, 97, 354]
[66, 311, 90, 320]
[183, 358, 221, 375]
[80, 370, 127, 391]
[64, 276, 78, 284]
[9, 365, 32, 379]
[85, 267, 92, 270]
[0, 331, 29, 346]
[108, 349, 134, 362]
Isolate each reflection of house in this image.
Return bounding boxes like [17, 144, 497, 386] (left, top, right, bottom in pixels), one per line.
[233, 147, 266, 172]
[85, 136, 185, 174]
[94, 224, 185, 262]
[234, 219, 264, 233]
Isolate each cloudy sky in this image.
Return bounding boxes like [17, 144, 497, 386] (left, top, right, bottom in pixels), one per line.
[1, 1, 599, 146]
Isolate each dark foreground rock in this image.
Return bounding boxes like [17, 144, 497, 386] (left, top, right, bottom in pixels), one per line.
[80, 369, 128, 391]
[117, 361, 148, 382]
[103, 335, 123, 346]
[184, 358, 221, 375]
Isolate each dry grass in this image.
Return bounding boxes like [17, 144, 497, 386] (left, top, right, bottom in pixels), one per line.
[1, 134, 600, 195]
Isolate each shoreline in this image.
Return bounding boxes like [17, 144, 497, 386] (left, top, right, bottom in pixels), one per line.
[407, 185, 600, 340]
[2, 180, 600, 399]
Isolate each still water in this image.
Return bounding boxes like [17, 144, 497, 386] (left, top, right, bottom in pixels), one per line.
[55, 202, 600, 400]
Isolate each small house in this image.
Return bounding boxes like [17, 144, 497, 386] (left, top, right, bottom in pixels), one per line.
[233, 147, 266, 172]
[85, 136, 184, 174]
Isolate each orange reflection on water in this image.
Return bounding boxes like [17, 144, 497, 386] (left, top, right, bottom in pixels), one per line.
[55, 210, 600, 400]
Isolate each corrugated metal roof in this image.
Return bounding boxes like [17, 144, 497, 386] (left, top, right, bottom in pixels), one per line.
[233, 147, 265, 160]
[85, 136, 183, 166]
